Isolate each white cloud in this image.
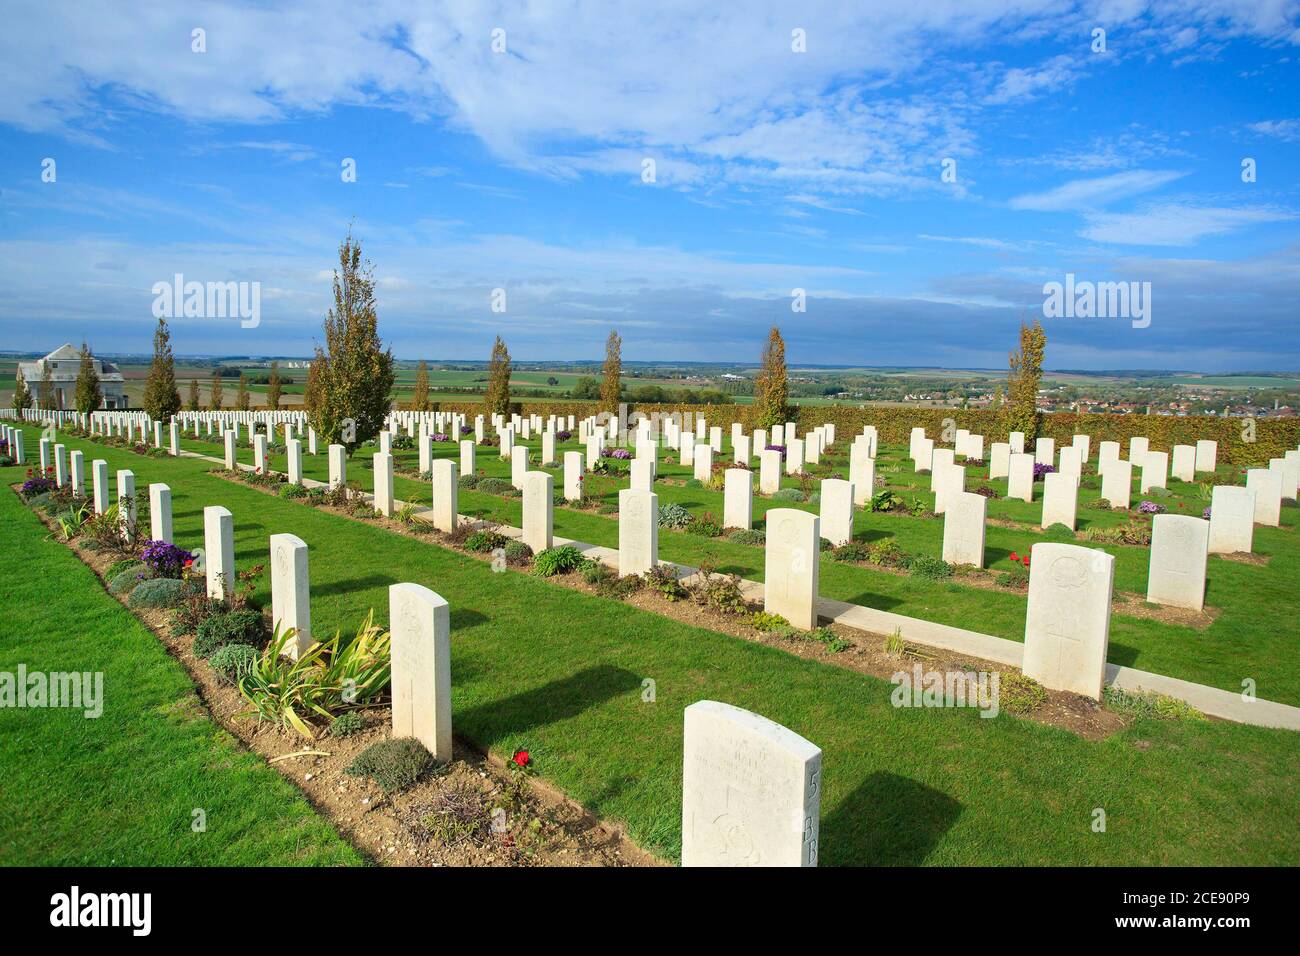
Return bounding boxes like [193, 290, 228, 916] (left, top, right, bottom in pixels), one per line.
[1009, 169, 1187, 211]
[1080, 203, 1294, 245]
[1246, 118, 1300, 141]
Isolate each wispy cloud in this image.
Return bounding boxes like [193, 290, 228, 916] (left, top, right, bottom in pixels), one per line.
[1009, 170, 1187, 212]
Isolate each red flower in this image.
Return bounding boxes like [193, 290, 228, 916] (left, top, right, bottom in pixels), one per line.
[1022, 556, 1030, 567]
[511, 750, 530, 768]
[1010, 551, 1019, 562]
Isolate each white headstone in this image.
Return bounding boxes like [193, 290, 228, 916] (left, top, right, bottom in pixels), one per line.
[203, 505, 235, 602]
[328, 444, 346, 489]
[942, 491, 986, 568]
[522, 471, 554, 553]
[1208, 485, 1255, 554]
[1100, 458, 1132, 509]
[1007, 452, 1034, 503]
[819, 478, 854, 546]
[759, 449, 782, 495]
[1245, 468, 1281, 526]
[286, 438, 303, 485]
[1194, 440, 1217, 473]
[1040, 472, 1078, 530]
[1022, 543, 1115, 700]
[270, 533, 312, 658]
[116, 469, 136, 539]
[1171, 444, 1196, 482]
[92, 459, 109, 513]
[989, 442, 1010, 480]
[1140, 451, 1168, 492]
[618, 489, 658, 577]
[563, 450, 584, 501]
[681, 700, 822, 868]
[764, 509, 819, 630]
[1146, 514, 1208, 611]
[148, 483, 172, 544]
[723, 468, 752, 530]
[373, 452, 395, 517]
[389, 582, 453, 762]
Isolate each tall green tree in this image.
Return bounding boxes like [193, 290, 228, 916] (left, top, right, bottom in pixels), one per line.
[209, 369, 224, 409]
[753, 326, 789, 429]
[236, 372, 250, 411]
[266, 361, 282, 410]
[485, 336, 511, 417]
[74, 341, 103, 413]
[1004, 318, 1047, 439]
[303, 348, 325, 419]
[310, 230, 395, 451]
[411, 360, 430, 411]
[38, 361, 55, 409]
[143, 317, 182, 421]
[600, 330, 622, 412]
[187, 378, 200, 411]
[11, 368, 33, 411]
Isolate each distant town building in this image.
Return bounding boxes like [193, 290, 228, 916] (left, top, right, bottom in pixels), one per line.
[19, 343, 127, 409]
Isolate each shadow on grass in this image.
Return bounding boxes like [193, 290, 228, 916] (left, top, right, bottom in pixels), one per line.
[457, 664, 643, 744]
[821, 771, 962, 866]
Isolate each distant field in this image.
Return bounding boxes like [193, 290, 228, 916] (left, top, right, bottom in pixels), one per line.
[1164, 375, 1300, 388]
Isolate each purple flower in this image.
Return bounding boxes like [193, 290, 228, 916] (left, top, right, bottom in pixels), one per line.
[1202, 506, 1212, 519]
[557, 430, 572, 441]
[1032, 462, 1056, 480]
[765, 444, 787, 459]
[139, 540, 195, 579]
[1138, 500, 1166, 515]
[460, 425, 473, 435]
[21, 475, 57, 496]
[431, 433, 450, 442]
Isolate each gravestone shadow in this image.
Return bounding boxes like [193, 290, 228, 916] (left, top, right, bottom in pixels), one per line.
[820, 771, 962, 866]
[456, 664, 642, 744]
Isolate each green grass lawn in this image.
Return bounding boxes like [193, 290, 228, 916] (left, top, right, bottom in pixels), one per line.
[184, 426, 1300, 708]
[0, 483, 361, 866]
[11, 423, 1300, 865]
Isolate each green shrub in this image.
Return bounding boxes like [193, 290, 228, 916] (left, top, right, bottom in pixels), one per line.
[999, 673, 1048, 715]
[279, 483, 308, 499]
[644, 565, 689, 601]
[1103, 686, 1207, 722]
[751, 611, 789, 632]
[108, 565, 148, 595]
[996, 565, 1030, 590]
[209, 644, 259, 685]
[329, 712, 367, 738]
[347, 738, 435, 794]
[457, 473, 480, 489]
[476, 477, 513, 495]
[695, 571, 748, 615]
[128, 577, 186, 609]
[728, 528, 765, 546]
[105, 558, 141, 580]
[771, 488, 804, 502]
[686, 511, 723, 537]
[658, 503, 692, 530]
[807, 626, 850, 653]
[193, 608, 270, 659]
[534, 545, 584, 577]
[832, 541, 873, 562]
[503, 540, 533, 565]
[464, 530, 508, 553]
[683, 478, 703, 489]
[580, 558, 611, 586]
[908, 555, 952, 580]
[866, 540, 909, 568]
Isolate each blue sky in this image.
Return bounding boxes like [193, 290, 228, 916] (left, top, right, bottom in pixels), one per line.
[1, 1, 1298, 370]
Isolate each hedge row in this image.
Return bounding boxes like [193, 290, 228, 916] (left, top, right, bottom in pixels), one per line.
[425, 399, 1299, 467]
